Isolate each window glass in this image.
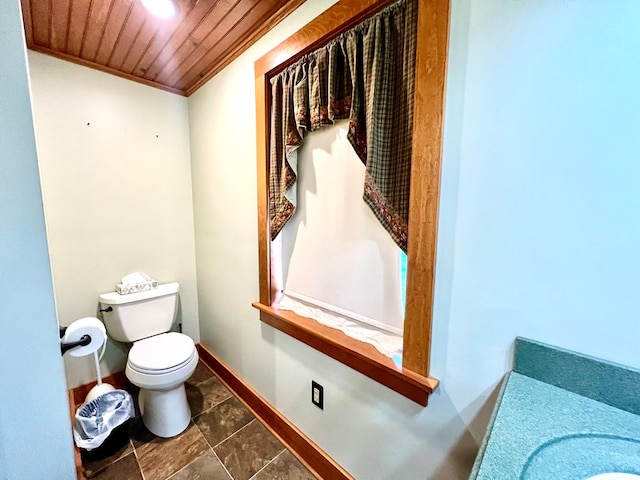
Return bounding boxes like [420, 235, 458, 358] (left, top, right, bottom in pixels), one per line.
[281, 121, 405, 335]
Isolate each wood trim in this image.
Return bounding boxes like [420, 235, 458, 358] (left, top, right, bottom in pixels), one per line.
[20, 0, 35, 48]
[254, 0, 395, 78]
[79, 0, 112, 61]
[68, 389, 86, 480]
[254, 0, 449, 395]
[256, 73, 271, 305]
[196, 343, 353, 480]
[66, 0, 92, 57]
[185, 0, 307, 96]
[402, 0, 451, 375]
[154, 0, 248, 86]
[50, 0, 72, 53]
[26, 44, 186, 96]
[132, 0, 207, 80]
[21, 0, 318, 97]
[253, 303, 437, 405]
[30, 0, 51, 46]
[105, 1, 146, 69]
[118, 16, 160, 74]
[93, 0, 133, 65]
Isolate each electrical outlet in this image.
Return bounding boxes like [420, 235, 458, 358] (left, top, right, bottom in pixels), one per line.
[311, 381, 324, 409]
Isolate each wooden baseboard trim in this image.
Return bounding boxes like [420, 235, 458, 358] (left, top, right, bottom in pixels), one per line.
[68, 389, 86, 480]
[196, 343, 353, 480]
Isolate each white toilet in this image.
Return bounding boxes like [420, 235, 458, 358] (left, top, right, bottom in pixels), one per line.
[98, 282, 198, 438]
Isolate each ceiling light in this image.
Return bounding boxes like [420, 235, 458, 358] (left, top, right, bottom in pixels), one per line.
[141, 0, 179, 19]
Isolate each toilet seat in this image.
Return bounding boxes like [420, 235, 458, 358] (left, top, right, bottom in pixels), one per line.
[128, 332, 195, 375]
[124, 339, 199, 437]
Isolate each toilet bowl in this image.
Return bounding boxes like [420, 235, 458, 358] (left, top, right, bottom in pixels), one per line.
[125, 332, 198, 437]
[99, 282, 197, 438]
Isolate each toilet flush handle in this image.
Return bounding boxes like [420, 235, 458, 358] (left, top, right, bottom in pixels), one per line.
[99, 306, 112, 313]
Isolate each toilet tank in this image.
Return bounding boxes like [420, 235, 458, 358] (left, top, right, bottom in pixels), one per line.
[98, 282, 180, 343]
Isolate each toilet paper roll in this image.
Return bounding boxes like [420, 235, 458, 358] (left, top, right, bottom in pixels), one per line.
[63, 317, 107, 357]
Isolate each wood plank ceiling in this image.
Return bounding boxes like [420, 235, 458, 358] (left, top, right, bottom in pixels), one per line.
[20, 0, 306, 96]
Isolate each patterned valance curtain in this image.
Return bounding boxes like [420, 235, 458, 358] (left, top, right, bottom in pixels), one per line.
[269, 0, 417, 252]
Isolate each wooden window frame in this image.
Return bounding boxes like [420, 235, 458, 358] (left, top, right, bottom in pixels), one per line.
[253, 0, 449, 406]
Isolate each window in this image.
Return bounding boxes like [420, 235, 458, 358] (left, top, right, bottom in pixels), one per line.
[281, 121, 405, 338]
[253, 0, 449, 405]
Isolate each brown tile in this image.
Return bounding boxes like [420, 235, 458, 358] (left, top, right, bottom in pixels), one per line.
[194, 396, 255, 447]
[128, 416, 156, 448]
[134, 421, 210, 479]
[214, 420, 285, 480]
[82, 440, 133, 478]
[81, 423, 134, 478]
[254, 450, 316, 480]
[92, 452, 142, 480]
[168, 450, 232, 480]
[187, 377, 233, 417]
[189, 361, 216, 385]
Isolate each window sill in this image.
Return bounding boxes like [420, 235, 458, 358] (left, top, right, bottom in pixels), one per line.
[252, 302, 439, 406]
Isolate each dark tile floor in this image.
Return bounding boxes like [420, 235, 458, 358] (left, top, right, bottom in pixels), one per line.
[81, 362, 316, 480]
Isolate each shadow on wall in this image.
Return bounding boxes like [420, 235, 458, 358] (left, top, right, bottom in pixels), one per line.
[463, 379, 504, 445]
[426, 382, 502, 480]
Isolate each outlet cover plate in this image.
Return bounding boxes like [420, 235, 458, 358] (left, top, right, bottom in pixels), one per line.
[312, 381, 324, 409]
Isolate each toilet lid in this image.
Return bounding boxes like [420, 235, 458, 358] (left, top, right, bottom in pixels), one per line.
[128, 332, 195, 372]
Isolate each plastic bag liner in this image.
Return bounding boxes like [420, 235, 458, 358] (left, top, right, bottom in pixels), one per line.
[73, 389, 134, 451]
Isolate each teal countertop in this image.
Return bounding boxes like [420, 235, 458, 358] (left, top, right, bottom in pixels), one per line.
[470, 339, 640, 480]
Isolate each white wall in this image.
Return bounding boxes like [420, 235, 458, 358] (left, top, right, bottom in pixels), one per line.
[28, 52, 199, 389]
[189, 0, 640, 478]
[0, 0, 75, 477]
[438, 0, 640, 431]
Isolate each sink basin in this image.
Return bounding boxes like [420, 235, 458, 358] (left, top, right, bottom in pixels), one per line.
[588, 475, 640, 480]
[520, 434, 640, 480]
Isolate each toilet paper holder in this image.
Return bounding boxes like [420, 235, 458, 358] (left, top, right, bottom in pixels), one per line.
[59, 326, 92, 356]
